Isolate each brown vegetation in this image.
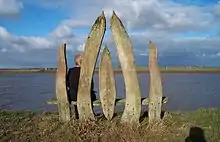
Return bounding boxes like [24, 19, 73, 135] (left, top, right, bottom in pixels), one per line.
[1, 109, 219, 142]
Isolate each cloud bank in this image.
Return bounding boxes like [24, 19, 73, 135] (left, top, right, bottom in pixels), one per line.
[0, 0, 220, 68]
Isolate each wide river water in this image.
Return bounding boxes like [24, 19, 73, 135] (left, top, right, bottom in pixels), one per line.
[0, 73, 220, 113]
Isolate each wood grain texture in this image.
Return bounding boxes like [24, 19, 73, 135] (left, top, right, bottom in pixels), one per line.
[55, 44, 71, 122]
[77, 12, 106, 121]
[99, 46, 116, 120]
[110, 11, 141, 125]
[148, 41, 163, 124]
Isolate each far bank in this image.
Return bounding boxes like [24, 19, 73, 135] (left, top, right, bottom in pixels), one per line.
[1, 67, 220, 74]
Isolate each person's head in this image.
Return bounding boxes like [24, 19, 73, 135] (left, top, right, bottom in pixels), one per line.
[74, 53, 83, 67]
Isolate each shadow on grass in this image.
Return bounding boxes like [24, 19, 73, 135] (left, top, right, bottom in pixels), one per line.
[95, 112, 121, 121]
[185, 127, 207, 142]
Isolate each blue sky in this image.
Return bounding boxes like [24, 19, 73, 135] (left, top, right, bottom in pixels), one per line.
[0, 0, 220, 68]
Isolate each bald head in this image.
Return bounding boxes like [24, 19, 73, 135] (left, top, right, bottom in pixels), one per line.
[74, 53, 83, 66]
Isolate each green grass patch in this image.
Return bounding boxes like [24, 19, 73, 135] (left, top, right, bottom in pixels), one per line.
[0, 109, 219, 142]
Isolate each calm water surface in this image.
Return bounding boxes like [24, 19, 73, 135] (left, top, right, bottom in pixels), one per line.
[0, 73, 220, 113]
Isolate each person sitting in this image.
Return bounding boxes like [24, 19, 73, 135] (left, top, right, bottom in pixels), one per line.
[66, 53, 96, 118]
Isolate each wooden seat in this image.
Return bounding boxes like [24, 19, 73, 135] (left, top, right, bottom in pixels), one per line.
[47, 96, 168, 106]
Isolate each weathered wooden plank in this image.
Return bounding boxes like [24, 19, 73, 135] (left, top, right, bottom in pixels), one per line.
[47, 97, 168, 106]
[148, 41, 163, 124]
[99, 46, 116, 120]
[110, 11, 141, 124]
[56, 44, 71, 122]
[77, 12, 106, 121]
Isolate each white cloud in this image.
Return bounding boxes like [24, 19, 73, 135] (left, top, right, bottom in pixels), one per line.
[76, 43, 85, 52]
[0, 0, 23, 17]
[48, 19, 91, 52]
[0, 17, 87, 53]
[0, 27, 12, 39]
[61, 19, 91, 27]
[50, 19, 90, 39]
[0, 26, 56, 52]
[1, 0, 220, 67]
[26, 0, 220, 34]
[106, 0, 218, 34]
[51, 24, 74, 39]
[0, 48, 7, 53]
[214, 4, 220, 15]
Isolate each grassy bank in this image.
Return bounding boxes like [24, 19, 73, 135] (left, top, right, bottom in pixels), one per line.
[1, 67, 220, 74]
[0, 109, 219, 142]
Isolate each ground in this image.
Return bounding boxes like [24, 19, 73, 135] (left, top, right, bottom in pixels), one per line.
[0, 109, 220, 142]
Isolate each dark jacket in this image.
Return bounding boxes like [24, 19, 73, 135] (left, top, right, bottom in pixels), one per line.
[66, 67, 96, 103]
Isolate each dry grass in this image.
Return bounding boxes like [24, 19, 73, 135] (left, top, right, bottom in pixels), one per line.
[0, 109, 220, 142]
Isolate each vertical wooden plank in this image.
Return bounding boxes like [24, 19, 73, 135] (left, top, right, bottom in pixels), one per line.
[56, 43, 71, 122]
[99, 46, 116, 120]
[148, 41, 163, 124]
[110, 11, 141, 125]
[77, 12, 106, 121]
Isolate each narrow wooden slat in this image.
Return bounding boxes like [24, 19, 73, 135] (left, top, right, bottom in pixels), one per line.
[148, 41, 163, 124]
[110, 11, 141, 125]
[47, 97, 168, 106]
[99, 46, 116, 120]
[55, 44, 71, 122]
[77, 12, 106, 121]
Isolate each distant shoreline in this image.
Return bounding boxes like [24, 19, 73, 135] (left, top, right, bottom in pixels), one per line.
[1, 67, 220, 74]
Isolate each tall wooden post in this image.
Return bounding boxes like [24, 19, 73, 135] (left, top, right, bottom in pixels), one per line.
[110, 11, 141, 125]
[56, 44, 71, 122]
[148, 41, 163, 124]
[99, 46, 116, 120]
[77, 12, 106, 121]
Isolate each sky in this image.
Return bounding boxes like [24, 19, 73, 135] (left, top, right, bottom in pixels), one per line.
[0, 0, 220, 68]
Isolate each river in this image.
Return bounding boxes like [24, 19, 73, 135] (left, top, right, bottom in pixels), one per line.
[0, 73, 220, 113]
